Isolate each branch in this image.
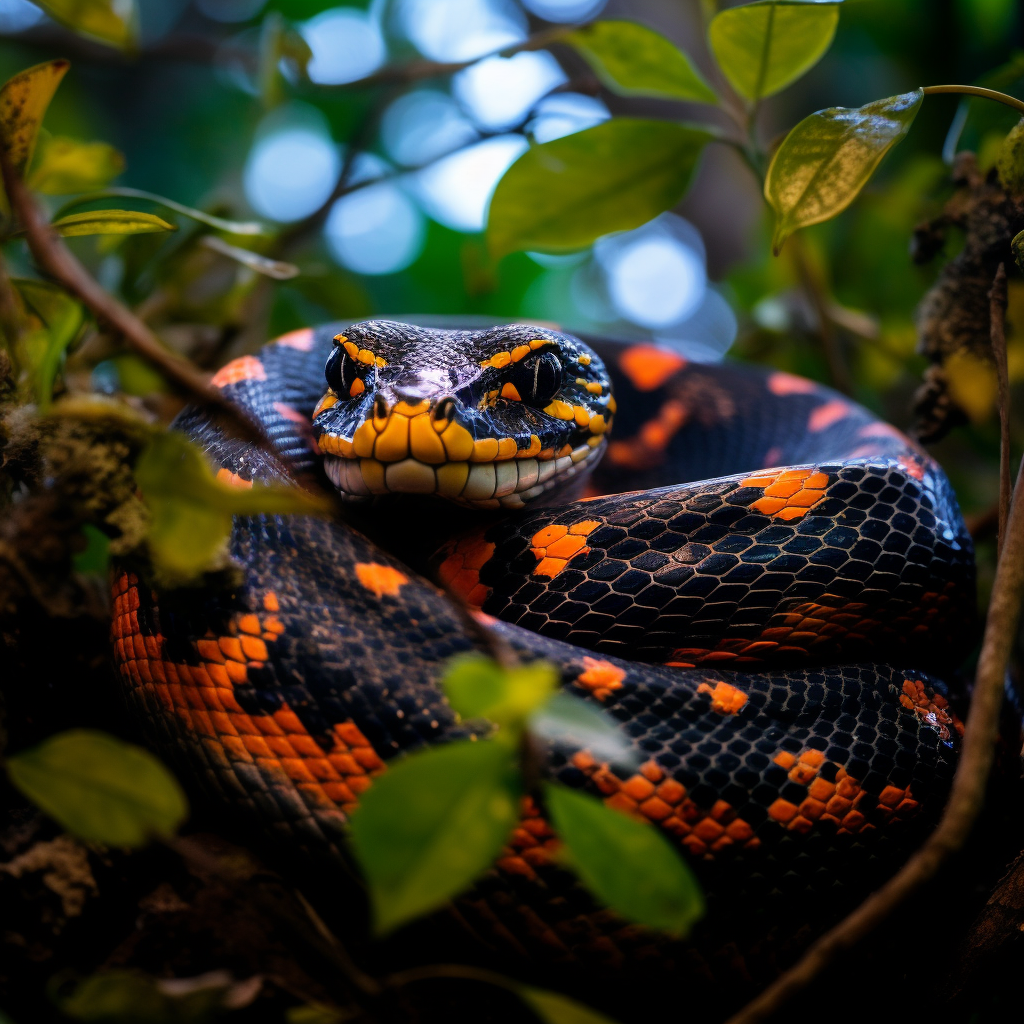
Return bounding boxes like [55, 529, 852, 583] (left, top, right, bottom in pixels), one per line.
[922, 84, 1024, 116]
[726, 442, 1024, 1020]
[0, 151, 268, 448]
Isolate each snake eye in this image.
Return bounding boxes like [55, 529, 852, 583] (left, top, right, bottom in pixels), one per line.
[508, 350, 562, 407]
[325, 346, 368, 399]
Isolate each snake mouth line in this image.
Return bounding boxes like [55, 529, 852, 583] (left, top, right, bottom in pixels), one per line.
[323, 438, 605, 509]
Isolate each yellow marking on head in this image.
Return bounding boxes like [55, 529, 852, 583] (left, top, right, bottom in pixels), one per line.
[472, 438, 499, 461]
[518, 435, 541, 458]
[349, 378, 365, 397]
[436, 461, 469, 496]
[343, 341, 359, 358]
[373, 414, 410, 461]
[409, 413, 447, 464]
[320, 434, 355, 458]
[313, 393, 337, 417]
[573, 405, 591, 427]
[538, 448, 555, 460]
[557, 444, 572, 457]
[511, 344, 531, 362]
[496, 438, 517, 460]
[501, 382, 522, 401]
[589, 413, 607, 433]
[440, 422, 474, 460]
[578, 353, 591, 365]
[334, 334, 348, 345]
[481, 351, 511, 369]
[356, 349, 376, 365]
[587, 435, 604, 447]
[355, 562, 408, 598]
[361, 459, 385, 491]
[545, 399, 574, 420]
[607, 396, 617, 414]
[585, 381, 603, 395]
[530, 339, 547, 350]
[393, 399, 429, 416]
[353, 420, 377, 458]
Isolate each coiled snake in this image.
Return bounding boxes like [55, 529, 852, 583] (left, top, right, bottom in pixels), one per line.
[111, 319, 973, 970]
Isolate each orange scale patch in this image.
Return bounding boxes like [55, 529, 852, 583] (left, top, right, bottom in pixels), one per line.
[606, 398, 688, 470]
[530, 520, 599, 578]
[618, 344, 686, 391]
[767, 371, 818, 396]
[211, 355, 266, 388]
[575, 656, 625, 702]
[900, 678, 963, 742]
[696, 680, 748, 714]
[275, 327, 316, 351]
[355, 562, 408, 599]
[436, 535, 495, 607]
[808, 399, 853, 432]
[740, 467, 830, 521]
[216, 467, 253, 489]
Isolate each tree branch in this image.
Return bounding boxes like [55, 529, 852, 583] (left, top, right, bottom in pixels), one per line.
[726, 441, 1024, 1021]
[990, 263, 1010, 555]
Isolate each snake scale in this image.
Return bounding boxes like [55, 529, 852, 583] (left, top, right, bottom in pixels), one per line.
[111, 319, 974, 980]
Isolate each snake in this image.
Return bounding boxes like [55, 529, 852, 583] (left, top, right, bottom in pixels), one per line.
[111, 318, 974, 974]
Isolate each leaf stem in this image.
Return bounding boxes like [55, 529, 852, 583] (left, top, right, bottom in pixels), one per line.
[990, 264, 1011, 555]
[922, 84, 1024, 116]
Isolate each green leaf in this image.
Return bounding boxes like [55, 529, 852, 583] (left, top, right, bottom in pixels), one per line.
[135, 431, 330, 583]
[528, 692, 637, 769]
[35, 0, 138, 50]
[442, 653, 559, 729]
[545, 783, 704, 936]
[567, 20, 717, 104]
[14, 278, 84, 408]
[54, 187, 267, 235]
[764, 88, 923, 254]
[1011, 227, 1024, 275]
[487, 118, 714, 258]
[708, 1, 840, 102]
[50, 209, 176, 237]
[0, 60, 70, 179]
[7, 729, 188, 847]
[73, 524, 111, 576]
[997, 117, 1024, 193]
[348, 739, 521, 933]
[202, 235, 300, 280]
[518, 987, 620, 1024]
[28, 136, 124, 195]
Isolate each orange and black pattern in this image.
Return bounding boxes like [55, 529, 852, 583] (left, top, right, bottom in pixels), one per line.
[112, 320, 972, 967]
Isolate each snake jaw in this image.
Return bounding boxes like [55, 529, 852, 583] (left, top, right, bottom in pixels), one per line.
[311, 321, 613, 508]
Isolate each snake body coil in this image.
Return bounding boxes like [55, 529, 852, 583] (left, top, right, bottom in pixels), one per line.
[111, 320, 973, 972]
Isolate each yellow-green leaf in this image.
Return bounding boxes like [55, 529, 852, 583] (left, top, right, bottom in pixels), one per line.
[765, 88, 923, 254]
[567, 20, 717, 104]
[0, 60, 70, 179]
[442, 654, 558, 729]
[14, 277, 84, 408]
[997, 117, 1024, 193]
[135, 431, 330, 583]
[7, 729, 188, 847]
[51, 209, 176, 237]
[545, 783, 704, 935]
[348, 739, 521, 933]
[518, 987, 619, 1024]
[708, 0, 840, 102]
[35, 0, 138, 50]
[202, 234, 299, 280]
[487, 118, 714, 258]
[28, 136, 125, 195]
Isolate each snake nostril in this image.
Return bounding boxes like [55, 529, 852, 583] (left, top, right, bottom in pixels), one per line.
[432, 397, 456, 425]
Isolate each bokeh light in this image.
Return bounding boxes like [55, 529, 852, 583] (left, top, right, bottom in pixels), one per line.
[380, 90, 479, 167]
[595, 215, 707, 329]
[519, 0, 607, 23]
[452, 51, 567, 132]
[654, 289, 738, 362]
[325, 181, 426, 275]
[243, 107, 341, 222]
[396, 0, 527, 62]
[411, 134, 528, 232]
[0, 0, 44, 33]
[302, 7, 387, 86]
[527, 92, 610, 142]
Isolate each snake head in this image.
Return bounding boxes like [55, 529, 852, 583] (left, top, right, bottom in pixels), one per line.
[310, 320, 614, 508]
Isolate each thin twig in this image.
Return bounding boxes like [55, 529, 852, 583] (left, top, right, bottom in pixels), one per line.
[0, 152, 268, 448]
[726, 457, 1024, 1019]
[922, 84, 1024, 116]
[990, 263, 1010, 555]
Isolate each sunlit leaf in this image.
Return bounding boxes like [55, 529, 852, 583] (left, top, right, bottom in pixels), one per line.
[50, 209, 176, 237]
[488, 119, 714, 258]
[15, 278, 84, 408]
[348, 739, 520, 933]
[518, 987, 620, 1024]
[35, 0, 137, 50]
[7, 729, 188, 847]
[765, 88, 923, 254]
[135, 431, 330, 582]
[202, 235, 299, 280]
[73, 524, 111, 576]
[54, 186, 267, 235]
[708, 0, 840, 102]
[60, 970, 241, 1023]
[442, 653, 559, 729]
[567, 20, 717, 104]
[528, 692, 637, 769]
[28, 136, 124, 195]
[0, 60, 70, 179]
[545, 783, 704, 935]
